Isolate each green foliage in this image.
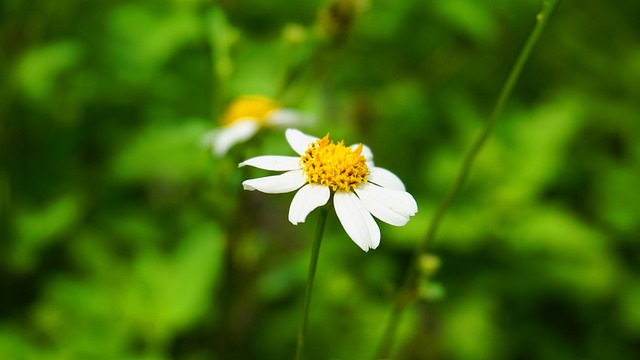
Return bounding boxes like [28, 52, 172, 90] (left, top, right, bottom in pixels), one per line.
[1, 0, 639, 359]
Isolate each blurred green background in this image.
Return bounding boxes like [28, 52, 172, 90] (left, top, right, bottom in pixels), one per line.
[2, 0, 640, 359]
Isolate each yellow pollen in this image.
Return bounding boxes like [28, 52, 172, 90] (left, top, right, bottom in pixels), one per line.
[300, 134, 369, 192]
[221, 95, 279, 125]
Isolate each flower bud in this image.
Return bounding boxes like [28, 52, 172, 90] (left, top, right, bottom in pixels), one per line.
[418, 253, 441, 277]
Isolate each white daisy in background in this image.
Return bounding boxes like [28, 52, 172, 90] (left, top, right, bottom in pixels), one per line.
[240, 129, 418, 252]
[202, 95, 309, 156]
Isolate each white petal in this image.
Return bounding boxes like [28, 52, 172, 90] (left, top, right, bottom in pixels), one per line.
[350, 143, 374, 164]
[266, 109, 313, 126]
[288, 184, 330, 225]
[239, 156, 301, 171]
[286, 128, 319, 155]
[354, 183, 417, 226]
[207, 119, 259, 157]
[242, 170, 306, 194]
[334, 191, 381, 251]
[369, 167, 406, 191]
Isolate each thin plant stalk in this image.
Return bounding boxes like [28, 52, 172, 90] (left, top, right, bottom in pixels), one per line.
[418, 0, 562, 256]
[375, 1, 562, 358]
[295, 206, 329, 360]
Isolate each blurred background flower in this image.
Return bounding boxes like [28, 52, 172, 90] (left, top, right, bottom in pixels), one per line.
[202, 95, 311, 156]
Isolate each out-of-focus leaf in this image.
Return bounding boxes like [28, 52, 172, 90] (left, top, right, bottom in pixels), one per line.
[483, 97, 585, 206]
[159, 225, 224, 331]
[112, 119, 210, 183]
[431, 0, 497, 44]
[131, 224, 224, 340]
[504, 207, 618, 298]
[15, 41, 82, 100]
[595, 165, 640, 235]
[442, 294, 499, 360]
[227, 39, 288, 96]
[107, 4, 203, 81]
[11, 195, 81, 270]
[0, 328, 40, 359]
[618, 282, 640, 335]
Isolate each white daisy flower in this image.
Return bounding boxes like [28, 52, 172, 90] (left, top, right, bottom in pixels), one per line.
[202, 95, 309, 157]
[240, 129, 418, 252]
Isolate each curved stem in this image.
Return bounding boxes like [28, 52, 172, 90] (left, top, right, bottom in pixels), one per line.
[419, 0, 561, 256]
[295, 206, 329, 360]
[375, 1, 561, 358]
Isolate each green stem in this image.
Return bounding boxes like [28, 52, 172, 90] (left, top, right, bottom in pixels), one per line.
[374, 297, 406, 359]
[418, 0, 561, 256]
[375, 1, 561, 358]
[295, 207, 329, 360]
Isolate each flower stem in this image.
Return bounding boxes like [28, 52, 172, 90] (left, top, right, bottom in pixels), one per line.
[418, 0, 561, 257]
[374, 297, 406, 359]
[375, 1, 562, 358]
[295, 206, 329, 360]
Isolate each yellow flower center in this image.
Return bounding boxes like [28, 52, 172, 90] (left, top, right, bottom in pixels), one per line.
[221, 95, 278, 125]
[300, 134, 369, 192]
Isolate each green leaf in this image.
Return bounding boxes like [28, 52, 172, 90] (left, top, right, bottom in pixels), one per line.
[15, 41, 82, 100]
[12, 195, 81, 271]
